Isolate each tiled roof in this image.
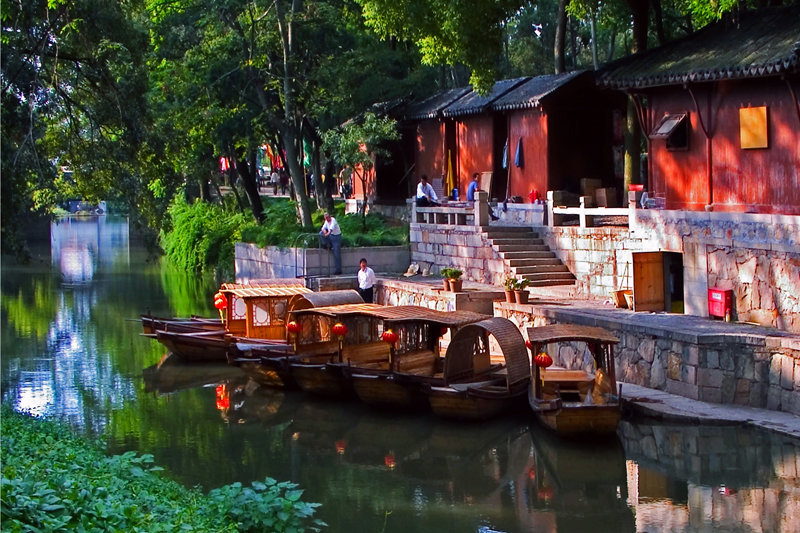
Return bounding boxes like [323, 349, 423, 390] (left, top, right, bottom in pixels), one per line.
[441, 77, 530, 118]
[492, 71, 587, 111]
[597, 6, 800, 89]
[404, 87, 471, 121]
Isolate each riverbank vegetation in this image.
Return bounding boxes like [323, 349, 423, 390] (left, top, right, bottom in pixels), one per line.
[160, 196, 407, 276]
[1, 407, 325, 532]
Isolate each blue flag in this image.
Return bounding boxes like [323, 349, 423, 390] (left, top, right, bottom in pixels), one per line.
[514, 138, 524, 168]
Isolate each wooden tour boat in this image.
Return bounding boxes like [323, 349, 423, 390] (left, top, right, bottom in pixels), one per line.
[140, 314, 222, 336]
[231, 290, 365, 388]
[285, 304, 488, 399]
[146, 281, 311, 362]
[426, 317, 531, 420]
[526, 324, 621, 437]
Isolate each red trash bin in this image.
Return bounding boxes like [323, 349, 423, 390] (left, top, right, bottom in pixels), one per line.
[708, 288, 733, 318]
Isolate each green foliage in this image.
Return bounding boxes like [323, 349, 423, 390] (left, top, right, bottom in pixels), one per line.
[1, 407, 326, 532]
[440, 267, 462, 280]
[240, 199, 408, 249]
[160, 196, 257, 277]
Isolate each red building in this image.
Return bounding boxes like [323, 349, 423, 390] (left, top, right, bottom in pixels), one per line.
[598, 5, 800, 214]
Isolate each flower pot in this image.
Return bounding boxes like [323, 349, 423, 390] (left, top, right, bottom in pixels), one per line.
[449, 279, 463, 292]
[514, 290, 529, 304]
[504, 290, 515, 303]
[442, 279, 451, 291]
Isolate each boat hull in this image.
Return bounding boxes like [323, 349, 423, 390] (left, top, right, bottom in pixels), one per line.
[427, 386, 524, 421]
[240, 359, 297, 389]
[155, 330, 229, 362]
[529, 387, 621, 437]
[291, 362, 354, 398]
[350, 373, 430, 411]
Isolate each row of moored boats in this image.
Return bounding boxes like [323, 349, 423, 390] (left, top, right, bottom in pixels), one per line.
[142, 280, 622, 437]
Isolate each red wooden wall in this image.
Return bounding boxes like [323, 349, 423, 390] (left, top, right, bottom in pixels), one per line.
[456, 115, 494, 194]
[415, 121, 445, 182]
[507, 109, 548, 200]
[647, 78, 800, 214]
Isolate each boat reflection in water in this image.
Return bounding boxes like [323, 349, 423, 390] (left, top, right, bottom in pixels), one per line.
[198, 372, 635, 532]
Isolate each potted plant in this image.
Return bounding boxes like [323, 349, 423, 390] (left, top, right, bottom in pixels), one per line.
[447, 268, 463, 292]
[503, 276, 517, 303]
[514, 278, 531, 304]
[440, 267, 453, 291]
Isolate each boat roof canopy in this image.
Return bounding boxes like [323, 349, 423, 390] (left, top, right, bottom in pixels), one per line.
[221, 285, 312, 298]
[288, 290, 364, 312]
[444, 317, 530, 387]
[293, 303, 487, 326]
[526, 324, 619, 345]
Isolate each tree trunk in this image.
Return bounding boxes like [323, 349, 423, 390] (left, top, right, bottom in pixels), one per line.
[624, 0, 649, 189]
[554, 0, 569, 73]
[589, 12, 599, 69]
[236, 149, 265, 223]
[276, 0, 313, 228]
[652, 0, 666, 46]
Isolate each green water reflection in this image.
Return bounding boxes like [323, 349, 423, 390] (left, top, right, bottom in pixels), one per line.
[2, 216, 799, 533]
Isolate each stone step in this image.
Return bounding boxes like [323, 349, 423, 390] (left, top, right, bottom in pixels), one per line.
[520, 272, 575, 282]
[507, 257, 563, 267]
[494, 244, 551, 253]
[527, 278, 576, 287]
[484, 231, 539, 240]
[490, 238, 545, 247]
[513, 264, 571, 275]
[481, 226, 535, 234]
[500, 250, 557, 260]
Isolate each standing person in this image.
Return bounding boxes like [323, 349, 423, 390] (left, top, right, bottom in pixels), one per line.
[415, 175, 440, 207]
[319, 212, 342, 274]
[357, 258, 377, 303]
[279, 171, 288, 195]
[271, 169, 280, 195]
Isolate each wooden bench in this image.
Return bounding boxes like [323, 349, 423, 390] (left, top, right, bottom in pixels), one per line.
[540, 368, 594, 400]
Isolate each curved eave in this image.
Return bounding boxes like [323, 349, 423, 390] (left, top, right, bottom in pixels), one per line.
[493, 99, 543, 112]
[600, 58, 800, 90]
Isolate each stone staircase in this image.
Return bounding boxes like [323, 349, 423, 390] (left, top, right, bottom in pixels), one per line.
[483, 226, 575, 287]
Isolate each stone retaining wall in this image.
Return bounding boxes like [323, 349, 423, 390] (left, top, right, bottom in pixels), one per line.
[235, 242, 409, 281]
[495, 302, 800, 415]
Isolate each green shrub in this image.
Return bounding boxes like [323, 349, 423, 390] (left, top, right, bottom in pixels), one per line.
[1, 407, 325, 532]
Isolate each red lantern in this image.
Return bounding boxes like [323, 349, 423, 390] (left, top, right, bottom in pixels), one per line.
[213, 292, 227, 309]
[335, 440, 347, 455]
[332, 322, 348, 337]
[382, 329, 398, 344]
[537, 486, 554, 501]
[384, 453, 396, 469]
[286, 320, 300, 334]
[534, 351, 553, 368]
[215, 384, 229, 410]
[440, 326, 448, 336]
[525, 339, 532, 350]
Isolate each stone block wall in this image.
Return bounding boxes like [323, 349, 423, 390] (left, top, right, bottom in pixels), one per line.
[495, 302, 800, 415]
[235, 242, 409, 281]
[410, 224, 510, 286]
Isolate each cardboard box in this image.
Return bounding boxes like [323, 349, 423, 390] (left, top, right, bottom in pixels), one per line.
[595, 187, 618, 207]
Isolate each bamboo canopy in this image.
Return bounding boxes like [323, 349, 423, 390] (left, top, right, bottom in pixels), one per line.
[221, 286, 312, 298]
[526, 324, 619, 345]
[220, 279, 304, 290]
[288, 290, 364, 313]
[444, 318, 530, 388]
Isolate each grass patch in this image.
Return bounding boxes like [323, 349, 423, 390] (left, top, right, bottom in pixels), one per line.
[1, 407, 325, 532]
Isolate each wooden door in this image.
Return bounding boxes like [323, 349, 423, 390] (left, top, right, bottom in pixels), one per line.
[632, 252, 665, 312]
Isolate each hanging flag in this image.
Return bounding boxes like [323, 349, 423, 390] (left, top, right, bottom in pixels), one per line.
[502, 139, 508, 169]
[446, 150, 454, 196]
[302, 138, 312, 166]
[219, 157, 229, 172]
[514, 138, 524, 168]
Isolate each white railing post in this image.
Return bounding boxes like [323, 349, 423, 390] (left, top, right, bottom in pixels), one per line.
[546, 191, 554, 227]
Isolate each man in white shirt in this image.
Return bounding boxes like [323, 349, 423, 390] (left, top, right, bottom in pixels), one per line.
[357, 258, 377, 303]
[415, 175, 440, 207]
[319, 212, 342, 274]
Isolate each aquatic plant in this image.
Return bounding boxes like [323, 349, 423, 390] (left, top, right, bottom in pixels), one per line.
[1, 407, 326, 532]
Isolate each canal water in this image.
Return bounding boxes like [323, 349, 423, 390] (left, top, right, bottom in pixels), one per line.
[2, 216, 799, 532]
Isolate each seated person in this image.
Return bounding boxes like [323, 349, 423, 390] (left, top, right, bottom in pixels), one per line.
[467, 172, 499, 220]
[415, 175, 440, 207]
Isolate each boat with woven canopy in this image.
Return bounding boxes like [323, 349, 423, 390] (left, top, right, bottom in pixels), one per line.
[425, 317, 531, 420]
[152, 281, 311, 362]
[283, 303, 487, 398]
[526, 324, 621, 437]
